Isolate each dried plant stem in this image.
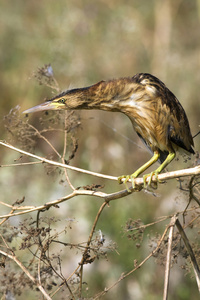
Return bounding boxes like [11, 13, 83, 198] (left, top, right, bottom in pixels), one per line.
[95, 223, 171, 299]
[176, 219, 200, 293]
[163, 215, 177, 300]
[0, 190, 107, 219]
[0, 249, 52, 300]
[28, 124, 62, 158]
[0, 181, 199, 222]
[61, 111, 76, 190]
[0, 141, 200, 184]
[0, 140, 116, 181]
[78, 201, 108, 296]
[0, 208, 16, 225]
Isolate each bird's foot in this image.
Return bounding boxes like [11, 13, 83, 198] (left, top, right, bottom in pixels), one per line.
[118, 170, 164, 191]
[143, 171, 163, 189]
[118, 174, 137, 192]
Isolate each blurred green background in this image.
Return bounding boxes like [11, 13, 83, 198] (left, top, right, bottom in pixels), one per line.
[0, 0, 200, 299]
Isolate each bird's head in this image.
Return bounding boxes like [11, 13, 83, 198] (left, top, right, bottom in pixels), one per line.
[23, 89, 85, 114]
[23, 95, 68, 114]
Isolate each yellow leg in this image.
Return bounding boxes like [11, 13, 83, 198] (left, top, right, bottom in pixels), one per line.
[143, 152, 175, 188]
[118, 151, 176, 190]
[118, 151, 160, 189]
[155, 152, 175, 173]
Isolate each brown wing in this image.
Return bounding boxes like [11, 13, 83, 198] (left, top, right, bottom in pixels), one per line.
[162, 84, 194, 154]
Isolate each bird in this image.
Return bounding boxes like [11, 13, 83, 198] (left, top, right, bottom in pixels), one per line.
[23, 73, 195, 188]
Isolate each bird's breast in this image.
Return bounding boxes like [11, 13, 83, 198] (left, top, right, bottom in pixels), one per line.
[119, 96, 171, 152]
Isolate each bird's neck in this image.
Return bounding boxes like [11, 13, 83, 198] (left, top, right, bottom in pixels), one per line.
[64, 78, 142, 112]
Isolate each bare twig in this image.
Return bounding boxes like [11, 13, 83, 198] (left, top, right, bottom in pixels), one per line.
[0, 190, 108, 219]
[0, 249, 52, 300]
[189, 176, 200, 206]
[0, 185, 199, 222]
[0, 141, 200, 184]
[0, 140, 116, 181]
[0, 208, 16, 225]
[175, 219, 200, 293]
[94, 223, 171, 299]
[78, 201, 108, 296]
[28, 123, 62, 159]
[61, 111, 76, 190]
[163, 215, 177, 300]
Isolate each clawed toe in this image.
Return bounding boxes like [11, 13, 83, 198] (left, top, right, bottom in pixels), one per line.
[118, 175, 131, 192]
[118, 174, 137, 192]
[118, 170, 164, 192]
[143, 171, 164, 189]
[118, 175, 126, 184]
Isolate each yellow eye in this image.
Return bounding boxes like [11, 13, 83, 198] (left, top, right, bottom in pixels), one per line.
[59, 98, 65, 103]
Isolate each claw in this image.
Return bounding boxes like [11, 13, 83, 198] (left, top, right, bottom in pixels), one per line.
[118, 175, 127, 185]
[118, 174, 137, 192]
[118, 175, 131, 192]
[143, 171, 163, 189]
[117, 175, 131, 192]
[118, 163, 167, 191]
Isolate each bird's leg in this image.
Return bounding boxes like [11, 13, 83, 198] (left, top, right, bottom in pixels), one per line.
[143, 152, 176, 188]
[118, 151, 160, 190]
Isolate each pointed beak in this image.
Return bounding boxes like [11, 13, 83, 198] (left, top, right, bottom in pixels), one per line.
[23, 100, 65, 114]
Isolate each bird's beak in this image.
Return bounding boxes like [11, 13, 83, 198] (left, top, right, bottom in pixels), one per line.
[23, 100, 65, 114]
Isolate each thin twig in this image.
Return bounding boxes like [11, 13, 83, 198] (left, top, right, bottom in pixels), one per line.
[189, 176, 200, 206]
[0, 161, 42, 167]
[0, 140, 116, 181]
[163, 215, 177, 300]
[61, 111, 76, 190]
[0, 209, 16, 225]
[94, 223, 170, 299]
[0, 249, 52, 300]
[175, 219, 200, 293]
[0, 190, 107, 219]
[0, 188, 199, 221]
[78, 201, 108, 297]
[28, 124, 62, 158]
[0, 141, 200, 184]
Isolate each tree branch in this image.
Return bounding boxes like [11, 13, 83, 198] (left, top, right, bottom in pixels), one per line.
[0, 140, 199, 186]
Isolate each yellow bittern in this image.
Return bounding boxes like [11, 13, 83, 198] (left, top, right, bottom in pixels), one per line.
[23, 73, 194, 187]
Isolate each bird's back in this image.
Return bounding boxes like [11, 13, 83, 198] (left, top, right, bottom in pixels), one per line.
[125, 73, 195, 159]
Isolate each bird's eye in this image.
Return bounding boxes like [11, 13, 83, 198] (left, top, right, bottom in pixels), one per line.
[59, 98, 65, 103]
